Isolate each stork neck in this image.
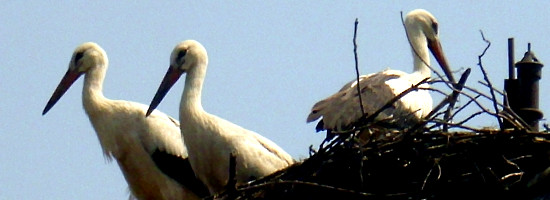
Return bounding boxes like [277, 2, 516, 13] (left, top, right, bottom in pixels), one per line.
[82, 63, 108, 115]
[181, 62, 207, 114]
[408, 28, 432, 79]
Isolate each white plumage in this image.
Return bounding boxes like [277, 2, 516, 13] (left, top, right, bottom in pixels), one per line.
[307, 9, 455, 132]
[146, 40, 294, 194]
[43, 42, 208, 200]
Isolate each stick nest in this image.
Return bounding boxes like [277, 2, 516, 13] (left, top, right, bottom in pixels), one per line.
[215, 128, 550, 200]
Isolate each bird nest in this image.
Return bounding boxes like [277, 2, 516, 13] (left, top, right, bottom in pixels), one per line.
[213, 31, 550, 199]
[217, 128, 550, 200]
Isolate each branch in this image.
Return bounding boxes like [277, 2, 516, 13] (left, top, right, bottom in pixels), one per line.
[443, 68, 471, 131]
[478, 81, 505, 96]
[477, 30, 503, 129]
[447, 94, 481, 121]
[236, 180, 381, 197]
[353, 18, 365, 117]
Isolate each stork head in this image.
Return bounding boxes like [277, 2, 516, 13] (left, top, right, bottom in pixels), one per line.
[146, 40, 208, 116]
[405, 9, 455, 83]
[69, 42, 108, 73]
[170, 40, 208, 73]
[42, 42, 107, 115]
[405, 9, 440, 43]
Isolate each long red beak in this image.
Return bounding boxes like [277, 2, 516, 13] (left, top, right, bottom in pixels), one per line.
[428, 39, 456, 84]
[146, 66, 184, 116]
[42, 69, 83, 115]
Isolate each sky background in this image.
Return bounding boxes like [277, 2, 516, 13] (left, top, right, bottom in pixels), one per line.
[2, 1, 549, 199]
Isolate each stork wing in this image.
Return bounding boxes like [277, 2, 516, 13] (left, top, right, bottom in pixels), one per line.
[135, 102, 210, 197]
[307, 70, 428, 131]
[151, 150, 210, 197]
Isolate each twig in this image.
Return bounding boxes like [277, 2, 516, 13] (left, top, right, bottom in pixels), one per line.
[353, 18, 365, 117]
[427, 121, 488, 133]
[349, 21, 367, 181]
[453, 111, 486, 126]
[448, 94, 481, 120]
[309, 145, 317, 157]
[235, 180, 382, 197]
[501, 172, 524, 182]
[478, 81, 505, 96]
[318, 132, 352, 153]
[407, 69, 471, 135]
[478, 80, 530, 130]
[422, 159, 442, 190]
[500, 107, 530, 130]
[443, 68, 471, 131]
[461, 86, 508, 110]
[425, 100, 510, 131]
[501, 155, 523, 185]
[477, 30, 503, 129]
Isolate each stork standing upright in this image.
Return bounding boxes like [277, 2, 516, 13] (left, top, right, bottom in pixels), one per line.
[146, 40, 294, 194]
[42, 42, 208, 200]
[307, 9, 456, 132]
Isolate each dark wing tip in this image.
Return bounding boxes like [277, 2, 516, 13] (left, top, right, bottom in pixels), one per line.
[315, 120, 326, 132]
[151, 150, 210, 197]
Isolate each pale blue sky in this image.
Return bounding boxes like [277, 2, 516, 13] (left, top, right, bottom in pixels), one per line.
[1, 1, 549, 199]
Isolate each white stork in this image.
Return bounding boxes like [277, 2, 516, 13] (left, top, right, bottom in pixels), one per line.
[42, 42, 209, 200]
[146, 40, 294, 194]
[307, 9, 456, 132]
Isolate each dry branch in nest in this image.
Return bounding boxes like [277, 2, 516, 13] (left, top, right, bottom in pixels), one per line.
[214, 21, 550, 200]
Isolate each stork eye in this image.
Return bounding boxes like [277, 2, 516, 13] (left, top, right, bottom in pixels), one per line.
[175, 50, 188, 65]
[431, 22, 439, 34]
[74, 52, 84, 65]
[177, 50, 187, 64]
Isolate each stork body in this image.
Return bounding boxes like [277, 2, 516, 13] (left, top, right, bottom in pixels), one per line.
[146, 40, 294, 194]
[307, 9, 455, 132]
[43, 42, 208, 200]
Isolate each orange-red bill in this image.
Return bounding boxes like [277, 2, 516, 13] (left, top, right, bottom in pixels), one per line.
[42, 69, 83, 115]
[146, 66, 184, 116]
[428, 39, 456, 84]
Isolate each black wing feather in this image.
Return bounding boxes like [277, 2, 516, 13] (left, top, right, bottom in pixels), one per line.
[151, 149, 210, 197]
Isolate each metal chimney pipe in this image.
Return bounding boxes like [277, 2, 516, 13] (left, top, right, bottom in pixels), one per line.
[503, 38, 520, 129]
[515, 43, 544, 131]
